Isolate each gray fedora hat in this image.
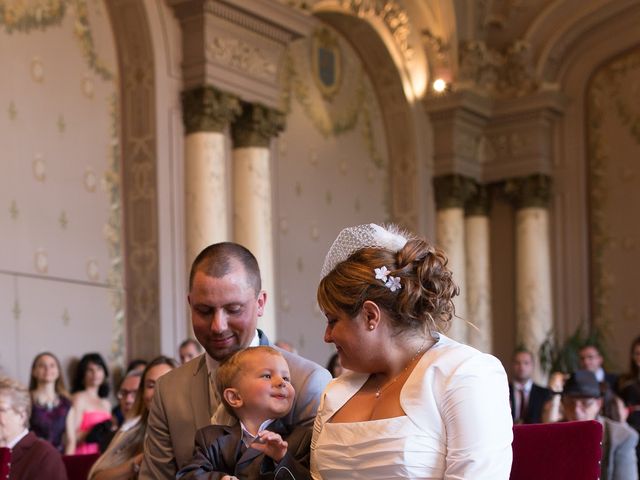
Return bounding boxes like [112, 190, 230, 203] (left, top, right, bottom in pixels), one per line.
[562, 370, 602, 398]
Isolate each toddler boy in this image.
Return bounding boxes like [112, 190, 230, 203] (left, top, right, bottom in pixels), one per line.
[177, 346, 311, 479]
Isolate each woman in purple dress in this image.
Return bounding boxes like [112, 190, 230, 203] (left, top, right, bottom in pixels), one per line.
[28, 352, 71, 453]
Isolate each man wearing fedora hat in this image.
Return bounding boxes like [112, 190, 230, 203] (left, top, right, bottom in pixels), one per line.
[562, 370, 638, 480]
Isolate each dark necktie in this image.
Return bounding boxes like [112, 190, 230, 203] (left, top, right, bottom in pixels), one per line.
[518, 387, 528, 423]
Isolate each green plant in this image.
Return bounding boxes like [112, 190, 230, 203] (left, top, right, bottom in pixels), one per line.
[538, 323, 608, 375]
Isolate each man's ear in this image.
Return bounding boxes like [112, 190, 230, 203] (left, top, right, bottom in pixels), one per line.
[223, 388, 243, 409]
[256, 290, 267, 317]
[361, 300, 381, 329]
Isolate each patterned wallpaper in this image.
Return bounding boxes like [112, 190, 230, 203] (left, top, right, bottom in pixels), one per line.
[0, 0, 123, 382]
[274, 26, 390, 365]
[587, 47, 640, 369]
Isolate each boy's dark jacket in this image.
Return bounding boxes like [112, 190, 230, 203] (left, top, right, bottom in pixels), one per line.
[177, 418, 311, 480]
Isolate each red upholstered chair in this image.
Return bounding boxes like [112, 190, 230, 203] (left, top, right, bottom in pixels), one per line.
[510, 420, 603, 480]
[62, 453, 100, 480]
[0, 448, 10, 480]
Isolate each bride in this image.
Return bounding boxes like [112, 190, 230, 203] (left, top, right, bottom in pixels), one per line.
[311, 224, 513, 479]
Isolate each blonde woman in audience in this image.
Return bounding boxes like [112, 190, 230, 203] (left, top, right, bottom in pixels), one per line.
[88, 356, 177, 480]
[66, 352, 113, 454]
[311, 224, 513, 479]
[28, 352, 72, 453]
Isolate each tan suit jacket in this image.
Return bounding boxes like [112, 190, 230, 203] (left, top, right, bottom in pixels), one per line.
[140, 332, 331, 480]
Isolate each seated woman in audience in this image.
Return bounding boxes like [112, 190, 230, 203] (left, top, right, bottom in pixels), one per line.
[620, 336, 640, 417]
[88, 356, 177, 480]
[311, 224, 513, 479]
[66, 352, 113, 454]
[620, 335, 640, 470]
[28, 352, 71, 453]
[0, 376, 67, 480]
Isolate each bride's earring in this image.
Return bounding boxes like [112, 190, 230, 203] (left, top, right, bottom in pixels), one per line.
[368, 324, 374, 331]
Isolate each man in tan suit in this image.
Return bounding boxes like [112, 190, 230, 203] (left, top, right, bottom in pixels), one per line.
[140, 242, 331, 479]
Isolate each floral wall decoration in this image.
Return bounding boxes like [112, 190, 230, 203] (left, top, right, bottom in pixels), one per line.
[274, 24, 390, 363]
[0, 0, 124, 381]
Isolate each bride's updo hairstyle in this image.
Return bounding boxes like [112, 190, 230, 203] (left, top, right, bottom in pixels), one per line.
[318, 224, 459, 335]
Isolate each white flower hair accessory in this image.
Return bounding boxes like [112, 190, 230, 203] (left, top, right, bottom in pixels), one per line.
[374, 265, 402, 292]
[385, 276, 402, 292]
[374, 266, 390, 281]
[320, 223, 411, 279]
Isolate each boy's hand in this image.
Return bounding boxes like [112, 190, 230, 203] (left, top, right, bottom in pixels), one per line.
[251, 431, 288, 462]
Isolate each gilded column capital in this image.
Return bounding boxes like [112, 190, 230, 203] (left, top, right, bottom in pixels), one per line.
[433, 174, 476, 210]
[465, 183, 491, 216]
[503, 174, 552, 209]
[181, 85, 241, 134]
[232, 102, 286, 148]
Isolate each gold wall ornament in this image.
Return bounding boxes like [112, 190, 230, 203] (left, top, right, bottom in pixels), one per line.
[458, 40, 538, 98]
[8, 101, 17, 120]
[311, 27, 342, 101]
[341, 0, 414, 62]
[32, 154, 46, 182]
[30, 57, 45, 83]
[0, 0, 66, 33]
[58, 211, 68, 229]
[9, 200, 19, 219]
[34, 248, 48, 274]
[181, 85, 241, 134]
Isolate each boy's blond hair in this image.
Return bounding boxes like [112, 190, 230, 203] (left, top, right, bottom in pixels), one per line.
[215, 346, 285, 417]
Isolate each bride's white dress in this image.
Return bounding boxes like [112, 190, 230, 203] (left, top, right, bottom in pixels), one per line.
[311, 334, 513, 479]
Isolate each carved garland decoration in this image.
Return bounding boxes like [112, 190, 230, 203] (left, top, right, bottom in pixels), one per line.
[587, 48, 640, 328]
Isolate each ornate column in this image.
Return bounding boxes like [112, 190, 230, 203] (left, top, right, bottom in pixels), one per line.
[506, 174, 553, 383]
[232, 102, 285, 338]
[182, 86, 240, 266]
[465, 185, 493, 352]
[434, 174, 474, 343]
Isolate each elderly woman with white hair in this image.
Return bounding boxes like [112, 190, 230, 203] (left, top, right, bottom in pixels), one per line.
[0, 376, 67, 479]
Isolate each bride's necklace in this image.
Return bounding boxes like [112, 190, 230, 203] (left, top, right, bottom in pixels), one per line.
[374, 340, 427, 399]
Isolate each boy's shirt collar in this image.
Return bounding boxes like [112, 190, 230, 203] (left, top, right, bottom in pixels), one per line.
[240, 418, 276, 448]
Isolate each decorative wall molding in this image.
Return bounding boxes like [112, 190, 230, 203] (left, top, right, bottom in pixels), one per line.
[423, 90, 491, 181]
[458, 39, 538, 98]
[339, 0, 414, 63]
[107, 0, 160, 362]
[170, 0, 313, 109]
[232, 101, 285, 148]
[206, 0, 305, 44]
[0, 0, 66, 33]
[181, 85, 241, 134]
[207, 35, 278, 82]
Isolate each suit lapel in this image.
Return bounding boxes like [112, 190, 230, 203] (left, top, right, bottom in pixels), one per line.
[236, 420, 289, 467]
[258, 329, 270, 345]
[190, 356, 213, 429]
